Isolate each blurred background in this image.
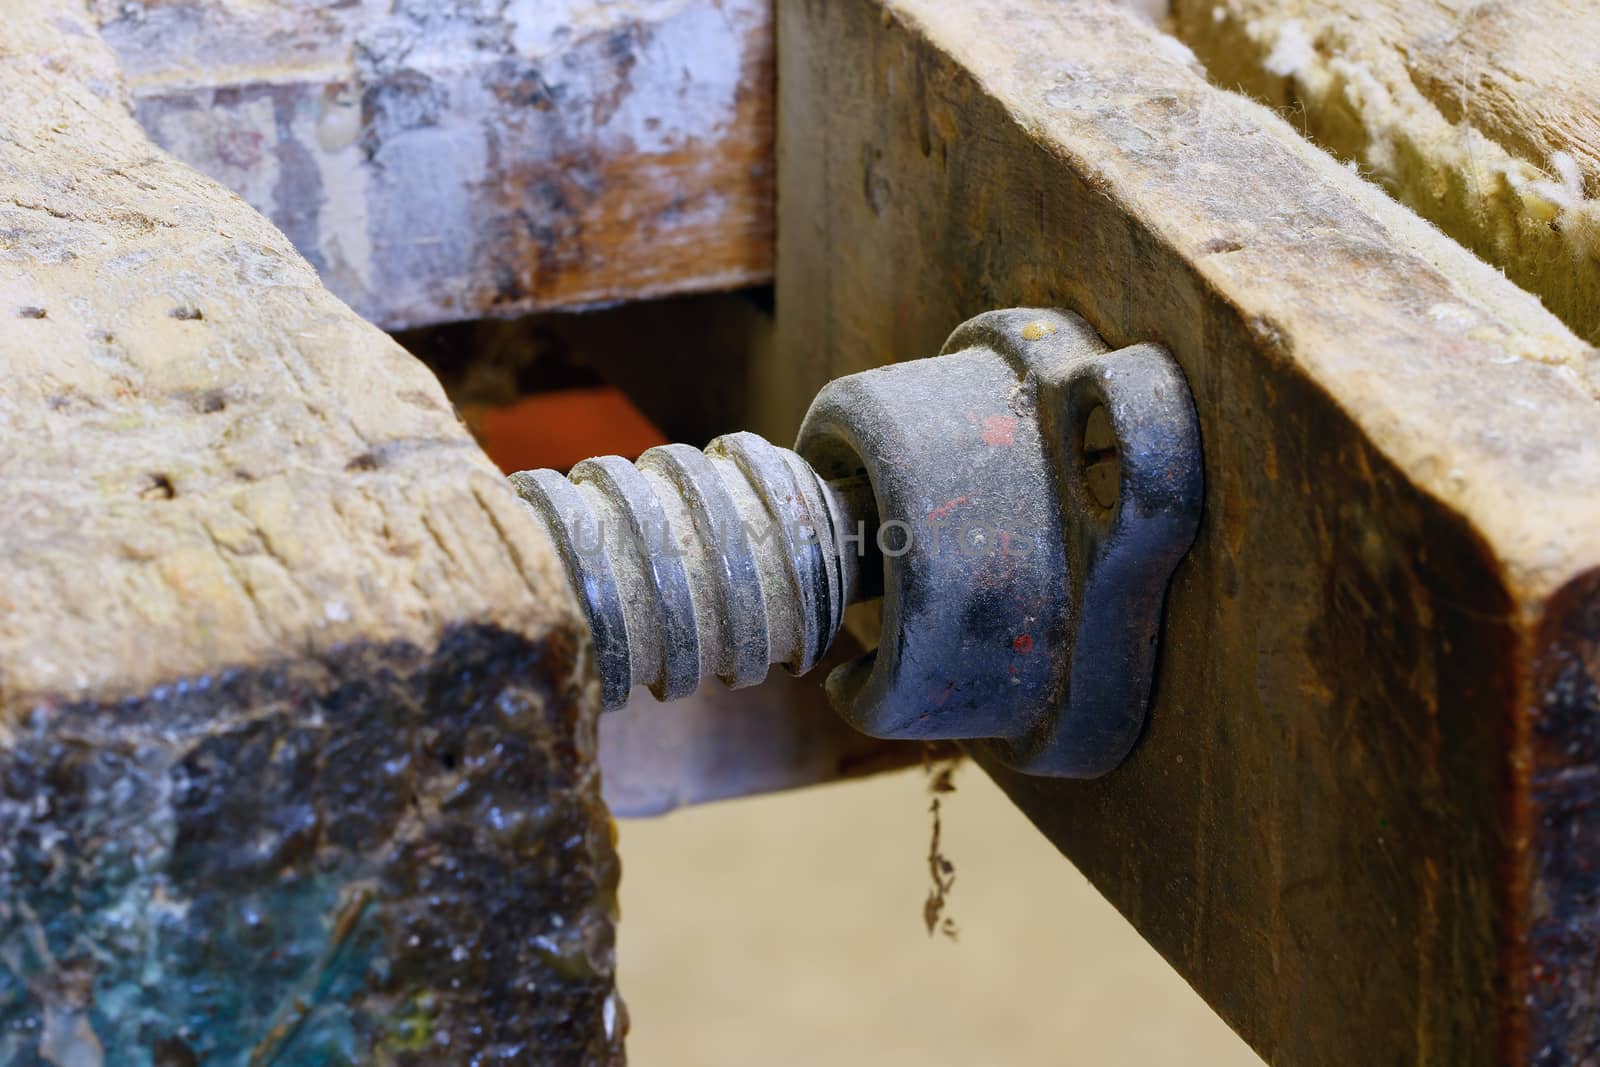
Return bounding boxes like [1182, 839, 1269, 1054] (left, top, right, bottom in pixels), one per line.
[618, 764, 1263, 1066]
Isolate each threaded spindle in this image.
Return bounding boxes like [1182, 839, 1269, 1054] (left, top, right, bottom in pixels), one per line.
[510, 431, 876, 709]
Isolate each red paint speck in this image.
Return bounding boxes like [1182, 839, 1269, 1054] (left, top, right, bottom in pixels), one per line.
[980, 414, 1017, 447]
[927, 495, 970, 522]
[216, 129, 264, 168]
[1012, 633, 1034, 654]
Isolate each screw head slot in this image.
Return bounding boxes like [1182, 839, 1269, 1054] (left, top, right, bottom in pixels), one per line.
[1081, 404, 1120, 510]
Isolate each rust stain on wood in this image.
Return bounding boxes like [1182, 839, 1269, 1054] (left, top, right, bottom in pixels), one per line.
[97, 1, 775, 330]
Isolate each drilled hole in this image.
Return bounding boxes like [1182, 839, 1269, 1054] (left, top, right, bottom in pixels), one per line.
[1081, 404, 1120, 510]
[141, 473, 178, 500]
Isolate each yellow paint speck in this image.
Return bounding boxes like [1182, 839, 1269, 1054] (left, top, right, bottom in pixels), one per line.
[1020, 320, 1056, 341]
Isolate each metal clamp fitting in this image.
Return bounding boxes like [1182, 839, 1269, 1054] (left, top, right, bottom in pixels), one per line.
[512, 308, 1202, 778]
[798, 308, 1201, 776]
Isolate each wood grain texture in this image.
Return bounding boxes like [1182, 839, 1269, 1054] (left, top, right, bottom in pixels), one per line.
[1170, 0, 1600, 346]
[772, 0, 1600, 1062]
[0, 6, 618, 1061]
[94, 0, 775, 331]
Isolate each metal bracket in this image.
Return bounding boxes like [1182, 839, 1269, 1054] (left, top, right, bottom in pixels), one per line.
[798, 309, 1203, 777]
[512, 308, 1202, 778]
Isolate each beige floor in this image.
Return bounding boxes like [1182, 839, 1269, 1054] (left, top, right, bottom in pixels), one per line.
[617, 764, 1265, 1066]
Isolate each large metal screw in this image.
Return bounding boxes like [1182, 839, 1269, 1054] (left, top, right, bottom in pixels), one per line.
[510, 308, 1202, 779]
[510, 433, 879, 709]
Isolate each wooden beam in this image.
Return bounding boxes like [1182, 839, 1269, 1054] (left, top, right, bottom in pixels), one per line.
[95, 0, 774, 330]
[772, 0, 1600, 1062]
[0, 7, 618, 1061]
[1170, 0, 1600, 346]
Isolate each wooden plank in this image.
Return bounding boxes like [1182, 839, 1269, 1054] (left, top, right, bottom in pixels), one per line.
[93, 0, 774, 330]
[1170, 0, 1600, 345]
[0, 6, 619, 1062]
[773, 0, 1600, 1062]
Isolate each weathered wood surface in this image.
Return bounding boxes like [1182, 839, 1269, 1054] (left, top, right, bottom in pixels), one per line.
[1169, 0, 1600, 346]
[0, 6, 618, 1063]
[774, 0, 1600, 1062]
[92, 0, 774, 331]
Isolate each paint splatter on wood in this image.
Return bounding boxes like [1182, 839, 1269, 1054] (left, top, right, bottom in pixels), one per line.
[95, 0, 775, 330]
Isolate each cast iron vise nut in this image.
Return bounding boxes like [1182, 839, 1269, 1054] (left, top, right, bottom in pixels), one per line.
[509, 308, 1203, 778]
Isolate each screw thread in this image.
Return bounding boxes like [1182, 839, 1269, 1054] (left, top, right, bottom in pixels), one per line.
[510, 431, 871, 709]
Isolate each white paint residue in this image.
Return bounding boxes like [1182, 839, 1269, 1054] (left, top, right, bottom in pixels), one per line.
[1154, 32, 1199, 69]
[1326, 56, 1398, 178]
[603, 991, 620, 1039]
[359, 119, 489, 312]
[118, 0, 763, 326]
[1529, 149, 1593, 211]
[401, 0, 747, 150]
[593, 1, 748, 151]
[315, 87, 362, 153]
[504, 0, 690, 60]
[1263, 19, 1312, 78]
[1112, 0, 1167, 25]
[301, 91, 374, 299]
[1523, 150, 1600, 259]
[1428, 302, 1477, 330]
[1551, 151, 1586, 201]
[146, 95, 280, 214]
